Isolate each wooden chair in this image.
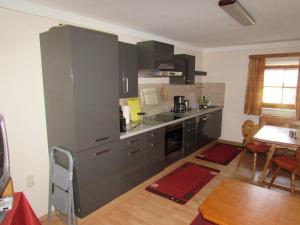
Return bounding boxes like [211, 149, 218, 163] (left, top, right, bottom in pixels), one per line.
[237, 120, 270, 178]
[268, 120, 300, 195]
[268, 148, 300, 195]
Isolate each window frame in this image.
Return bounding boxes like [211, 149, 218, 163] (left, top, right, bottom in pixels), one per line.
[262, 65, 299, 110]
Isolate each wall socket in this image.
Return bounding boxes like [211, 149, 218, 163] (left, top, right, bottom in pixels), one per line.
[26, 175, 34, 188]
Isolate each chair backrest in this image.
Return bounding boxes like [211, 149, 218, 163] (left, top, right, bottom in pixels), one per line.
[285, 120, 300, 129]
[296, 147, 300, 163]
[242, 120, 259, 143]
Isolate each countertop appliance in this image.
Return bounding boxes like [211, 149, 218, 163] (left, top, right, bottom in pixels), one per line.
[173, 96, 186, 113]
[184, 99, 191, 111]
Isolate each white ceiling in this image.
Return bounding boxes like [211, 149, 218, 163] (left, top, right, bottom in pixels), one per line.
[26, 0, 300, 48]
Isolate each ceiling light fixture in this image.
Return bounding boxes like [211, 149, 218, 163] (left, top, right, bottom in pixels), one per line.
[219, 0, 255, 26]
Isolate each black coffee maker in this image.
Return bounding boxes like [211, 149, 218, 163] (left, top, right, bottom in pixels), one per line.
[173, 96, 186, 113]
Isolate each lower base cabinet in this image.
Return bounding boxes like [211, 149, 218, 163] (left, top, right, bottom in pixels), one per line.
[183, 118, 197, 156]
[74, 141, 122, 217]
[121, 128, 165, 193]
[196, 109, 223, 148]
[122, 143, 145, 192]
[144, 128, 165, 179]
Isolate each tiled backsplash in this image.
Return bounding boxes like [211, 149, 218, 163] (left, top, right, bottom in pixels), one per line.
[120, 82, 225, 116]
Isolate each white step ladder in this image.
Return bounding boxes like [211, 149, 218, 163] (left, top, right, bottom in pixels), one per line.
[48, 146, 76, 225]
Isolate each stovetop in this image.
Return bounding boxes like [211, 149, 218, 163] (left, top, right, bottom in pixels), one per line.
[149, 113, 182, 123]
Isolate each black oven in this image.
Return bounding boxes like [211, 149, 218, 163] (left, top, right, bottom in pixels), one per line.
[165, 122, 183, 164]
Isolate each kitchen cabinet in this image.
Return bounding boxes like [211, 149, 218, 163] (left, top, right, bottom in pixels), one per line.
[121, 134, 145, 192]
[170, 54, 195, 84]
[144, 128, 165, 179]
[121, 128, 165, 192]
[119, 42, 138, 98]
[74, 142, 121, 217]
[40, 25, 120, 217]
[183, 118, 197, 156]
[196, 109, 223, 148]
[122, 143, 145, 192]
[213, 109, 222, 139]
[137, 40, 175, 70]
[40, 25, 120, 152]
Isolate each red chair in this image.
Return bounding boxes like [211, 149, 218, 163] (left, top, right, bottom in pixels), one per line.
[237, 120, 270, 178]
[268, 148, 300, 195]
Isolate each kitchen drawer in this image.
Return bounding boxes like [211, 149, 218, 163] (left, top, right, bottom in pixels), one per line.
[75, 141, 121, 217]
[184, 118, 196, 128]
[121, 133, 144, 149]
[145, 127, 164, 141]
[184, 126, 196, 138]
[122, 144, 145, 192]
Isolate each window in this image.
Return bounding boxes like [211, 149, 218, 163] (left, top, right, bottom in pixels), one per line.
[262, 66, 299, 109]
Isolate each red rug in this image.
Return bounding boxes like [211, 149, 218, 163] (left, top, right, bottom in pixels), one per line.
[146, 162, 219, 204]
[190, 214, 215, 225]
[196, 143, 241, 165]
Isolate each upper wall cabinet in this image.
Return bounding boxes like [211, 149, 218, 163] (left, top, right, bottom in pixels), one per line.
[40, 25, 120, 152]
[170, 54, 195, 84]
[137, 40, 175, 71]
[119, 42, 138, 98]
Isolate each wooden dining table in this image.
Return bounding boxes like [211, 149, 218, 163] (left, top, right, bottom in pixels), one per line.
[199, 179, 300, 225]
[252, 125, 300, 184]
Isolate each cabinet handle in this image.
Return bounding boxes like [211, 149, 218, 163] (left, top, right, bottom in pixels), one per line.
[94, 149, 109, 156]
[150, 142, 160, 147]
[122, 77, 126, 93]
[128, 139, 139, 145]
[150, 133, 157, 137]
[186, 121, 193, 124]
[125, 77, 129, 93]
[202, 117, 208, 121]
[94, 136, 108, 143]
[128, 149, 140, 156]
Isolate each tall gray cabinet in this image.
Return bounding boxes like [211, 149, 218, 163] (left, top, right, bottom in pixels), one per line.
[40, 25, 121, 218]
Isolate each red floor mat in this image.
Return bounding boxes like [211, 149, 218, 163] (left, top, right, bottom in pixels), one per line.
[190, 214, 215, 225]
[146, 162, 219, 204]
[196, 143, 241, 165]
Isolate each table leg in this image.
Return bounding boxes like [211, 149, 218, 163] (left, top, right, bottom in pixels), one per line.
[259, 144, 276, 184]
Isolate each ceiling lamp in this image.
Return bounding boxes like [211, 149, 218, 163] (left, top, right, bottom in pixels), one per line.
[219, 0, 255, 26]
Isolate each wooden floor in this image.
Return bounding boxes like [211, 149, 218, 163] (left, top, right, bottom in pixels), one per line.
[41, 141, 300, 225]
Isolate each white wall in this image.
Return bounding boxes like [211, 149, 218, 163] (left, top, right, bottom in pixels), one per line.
[202, 45, 300, 143]
[0, 8, 203, 217]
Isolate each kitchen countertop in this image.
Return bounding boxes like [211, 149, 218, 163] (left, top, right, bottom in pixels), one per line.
[120, 106, 223, 139]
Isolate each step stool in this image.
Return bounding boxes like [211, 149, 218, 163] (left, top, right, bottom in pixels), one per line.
[48, 146, 76, 225]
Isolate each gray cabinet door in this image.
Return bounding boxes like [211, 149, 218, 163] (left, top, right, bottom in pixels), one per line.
[213, 109, 222, 139]
[122, 144, 145, 192]
[40, 25, 120, 152]
[183, 119, 197, 156]
[144, 128, 165, 179]
[75, 141, 121, 217]
[119, 42, 138, 98]
[71, 27, 119, 151]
